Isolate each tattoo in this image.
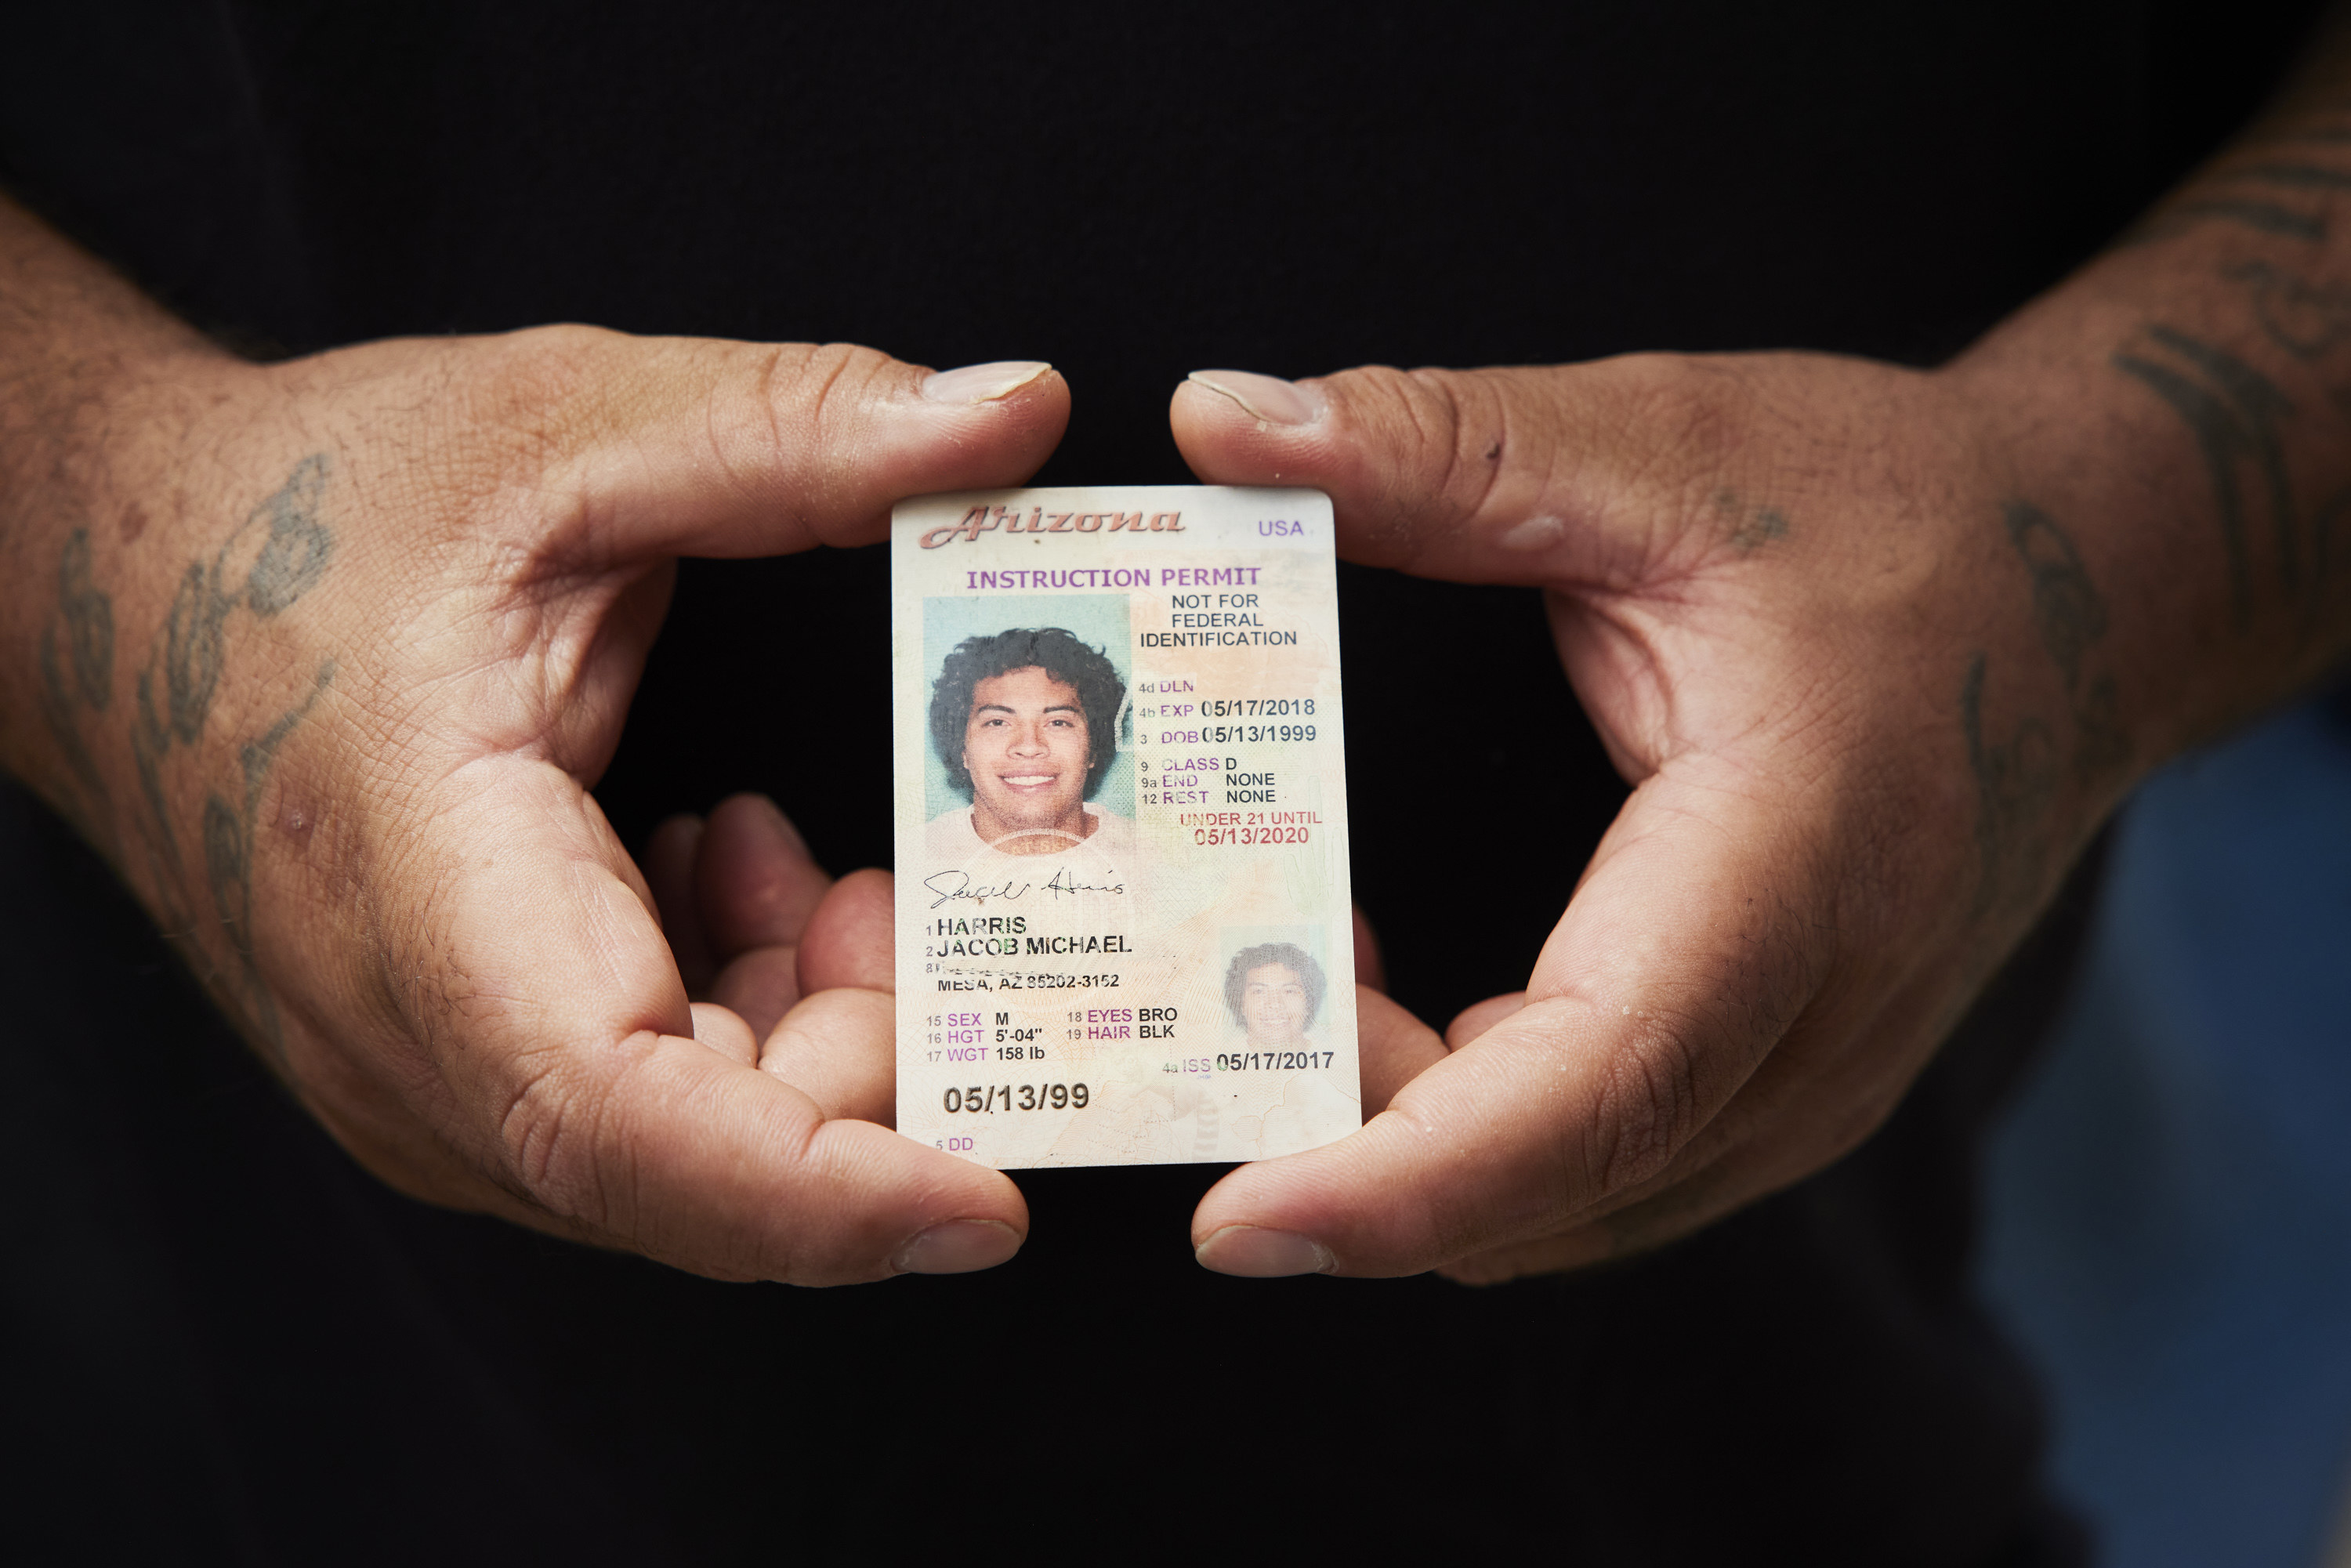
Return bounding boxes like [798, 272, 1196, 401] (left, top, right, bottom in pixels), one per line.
[2112, 326, 2298, 625]
[59, 529, 114, 708]
[1962, 654, 2059, 913]
[2217, 161, 2351, 193]
[1712, 489, 1790, 552]
[1969, 499, 2131, 907]
[2003, 502, 2108, 690]
[240, 660, 335, 816]
[203, 793, 252, 968]
[242, 454, 334, 616]
[2127, 197, 2327, 246]
[92, 455, 342, 1050]
[163, 560, 230, 742]
[38, 631, 108, 826]
[2224, 259, 2351, 360]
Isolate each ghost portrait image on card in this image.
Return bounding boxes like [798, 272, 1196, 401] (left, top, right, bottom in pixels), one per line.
[891, 487, 1358, 1170]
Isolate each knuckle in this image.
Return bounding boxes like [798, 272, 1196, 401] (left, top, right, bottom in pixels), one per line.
[1615, 353, 1749, 472]
[1582, 1019, 1708, 1193]
[1341, 366, 1511, 563]
[1598, 354, 1759, 531]
[1391, 368, 1500, 511]
[473, 324, 623, 435]
[491, 1051, 632, 1232]
[784, 342, 897, 439]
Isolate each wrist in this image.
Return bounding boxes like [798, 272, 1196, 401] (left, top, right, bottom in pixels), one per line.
[1937, 260, 2351, 788]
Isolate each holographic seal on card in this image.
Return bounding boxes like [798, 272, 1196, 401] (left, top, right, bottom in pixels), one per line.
[891, 486, 1358, 1169]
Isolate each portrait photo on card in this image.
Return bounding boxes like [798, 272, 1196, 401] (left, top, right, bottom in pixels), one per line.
[1219, 926, 1331, 1052]
[922, 594, 1136, 860]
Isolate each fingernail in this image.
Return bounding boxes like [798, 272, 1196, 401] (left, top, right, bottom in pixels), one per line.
[921, 360, 1052, 404]
[1186, 369, 1324, 426]
[1194, 1225, 1335, 1277]
[893, 1219, 1022, 1274]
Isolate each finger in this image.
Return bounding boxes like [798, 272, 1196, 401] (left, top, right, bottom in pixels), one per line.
[1351, 905, 1387, 992]
[1447, 991, 1527, 1051]
[759, 987, 897, 1124]
[508, 330, 1070, 559]
[645, 813, 715, 991]
[708, 947, 802, 1042]
[1170, 360, 1784, 585]
[799, 869, 896, 995]
[328, 758, 1026, 1283]
[694, 794, 832, 958]
[1438, 1141, 1759, 1284]
[1356, 985, 1446, 1115]
[690, 1001, 759, 1068]
[1191, 762, 1821, 1278]
[1437, 972, 1947, 1284]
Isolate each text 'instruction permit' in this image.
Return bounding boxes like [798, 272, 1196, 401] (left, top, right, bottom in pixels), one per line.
[892, 486, 1358, 1170]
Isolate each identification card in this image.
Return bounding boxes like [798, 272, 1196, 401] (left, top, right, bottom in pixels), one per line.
[891, 485, 1358, 1169]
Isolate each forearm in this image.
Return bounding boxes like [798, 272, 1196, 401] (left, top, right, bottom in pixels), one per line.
[1949, 10, 2351, 794]
[0, 193, 248, 840]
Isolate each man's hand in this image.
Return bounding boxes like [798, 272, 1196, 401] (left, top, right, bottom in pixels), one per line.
[1170, 300, 2350, 1280]
[2, 197, 1067, 1283]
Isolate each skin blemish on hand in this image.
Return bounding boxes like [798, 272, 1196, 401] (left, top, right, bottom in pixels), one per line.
[119, 504, 147, 544]
[276, 795, 318, 848]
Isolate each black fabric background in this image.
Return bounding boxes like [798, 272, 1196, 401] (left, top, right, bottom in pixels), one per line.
[0, 2, 2324, 1560]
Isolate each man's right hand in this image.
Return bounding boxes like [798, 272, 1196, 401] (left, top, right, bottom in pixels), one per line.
[2, 199, 1067, 1283]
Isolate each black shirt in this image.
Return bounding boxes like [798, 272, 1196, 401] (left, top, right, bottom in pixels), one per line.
[0, 2, 2320, 1560]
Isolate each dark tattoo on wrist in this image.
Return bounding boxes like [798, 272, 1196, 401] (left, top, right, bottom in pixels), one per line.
[2004, 502, 2108, 688]
[2224, 259, 2351, 360]
[1968, 501, 2129, 907]
[2112, 326, 2298, 625]
[1962, 654, 2059, 914]
[2125, 197, 2327, 247]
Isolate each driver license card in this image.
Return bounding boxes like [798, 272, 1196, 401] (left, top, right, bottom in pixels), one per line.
[891, 485, 1359, 1168]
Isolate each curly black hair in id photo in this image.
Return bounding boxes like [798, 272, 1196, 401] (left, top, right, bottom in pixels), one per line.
[929, 626, 1125, 799]
[1223, 942, 1328, 1029]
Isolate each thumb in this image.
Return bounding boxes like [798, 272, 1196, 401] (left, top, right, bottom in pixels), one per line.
[472, 329, 1068, 559]
[1169, 358, 1757, 585]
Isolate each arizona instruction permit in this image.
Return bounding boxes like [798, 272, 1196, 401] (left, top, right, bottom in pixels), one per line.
[892, 485, 1358, 1169]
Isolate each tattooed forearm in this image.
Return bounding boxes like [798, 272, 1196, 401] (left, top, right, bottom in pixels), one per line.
[2112, 327, 2298, 624]
[1967, 499, 2129, 907]
[128, 455, 336, 865]
[42, 455, 343, 1046]
[2218, 161, 2351, 194]
[1962, 654, 2058, 913]
[2130, 197, 2327, 247]
[2003, 502, 2108, 688]
[2224, 259, 2351, 360]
